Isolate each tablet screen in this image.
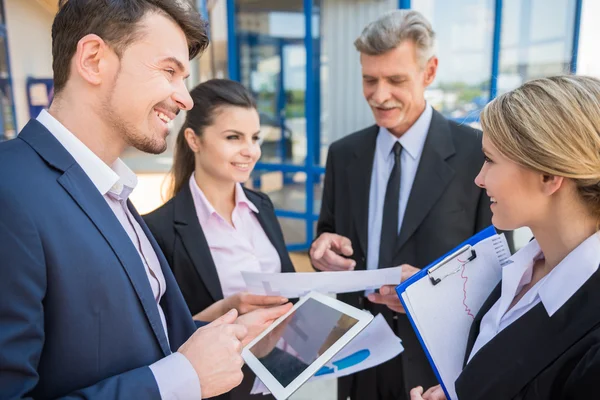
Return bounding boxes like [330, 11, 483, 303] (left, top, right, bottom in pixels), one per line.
[249, 297, 359, 387]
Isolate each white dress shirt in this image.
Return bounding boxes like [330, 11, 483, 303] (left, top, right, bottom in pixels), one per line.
[365, 104, 432, 295]
[36, 110, 200, 400]
[468, 232, 600, 363]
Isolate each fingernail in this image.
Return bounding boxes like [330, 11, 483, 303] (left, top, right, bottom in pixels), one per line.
[281, 298, 288, 303]
[381, 287, 389, 295]
[367, 294, 374, 301]
[227, 309, 236, 316]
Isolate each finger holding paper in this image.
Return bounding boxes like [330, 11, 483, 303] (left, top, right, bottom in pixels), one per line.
[410, 385, 446, 400]
[193, 292, 289, 321]
[310, 233, 356, 271]
[368, 264, 420, 313]
[422, 385, 446, 400]
[367, 285, 405, 313]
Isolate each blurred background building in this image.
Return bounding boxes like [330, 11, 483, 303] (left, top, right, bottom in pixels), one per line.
[1, 0, 598, 252]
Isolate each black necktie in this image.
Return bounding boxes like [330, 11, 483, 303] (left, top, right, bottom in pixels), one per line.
[379, 142, 402, 269]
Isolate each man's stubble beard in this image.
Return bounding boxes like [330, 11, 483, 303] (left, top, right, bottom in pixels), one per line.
[101, 71, 168, 156]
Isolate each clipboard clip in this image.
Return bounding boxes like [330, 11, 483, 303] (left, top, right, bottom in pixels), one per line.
[427, 245, 477, 286]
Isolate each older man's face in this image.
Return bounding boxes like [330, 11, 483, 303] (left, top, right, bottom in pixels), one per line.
[360, 40, 437, 136]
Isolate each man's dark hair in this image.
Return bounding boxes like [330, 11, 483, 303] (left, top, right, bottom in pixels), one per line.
[52, 0, 209, 94]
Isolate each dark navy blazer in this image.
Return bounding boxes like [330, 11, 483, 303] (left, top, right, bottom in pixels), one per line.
[0, 120, 199, 399]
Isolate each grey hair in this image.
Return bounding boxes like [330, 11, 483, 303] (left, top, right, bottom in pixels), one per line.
[354, 10, 436, 67]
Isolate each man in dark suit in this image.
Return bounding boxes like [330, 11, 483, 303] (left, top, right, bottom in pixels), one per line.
[0, 1, 289, 399]
[310, 10, 496, 400]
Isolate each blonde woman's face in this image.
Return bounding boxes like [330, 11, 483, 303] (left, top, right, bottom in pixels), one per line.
[475, 135, 548, 230]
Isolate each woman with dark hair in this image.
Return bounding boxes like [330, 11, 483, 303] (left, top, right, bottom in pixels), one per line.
[144, 79, 295, 400]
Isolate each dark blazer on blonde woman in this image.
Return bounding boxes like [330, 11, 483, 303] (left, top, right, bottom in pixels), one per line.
[455, 268, 600, 400]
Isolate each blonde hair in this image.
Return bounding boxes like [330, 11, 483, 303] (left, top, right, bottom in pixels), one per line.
[354, 10, 435, 68]
[481, 75, 600, 218]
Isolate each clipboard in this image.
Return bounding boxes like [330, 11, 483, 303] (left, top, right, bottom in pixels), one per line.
[395, 226, 510, 400]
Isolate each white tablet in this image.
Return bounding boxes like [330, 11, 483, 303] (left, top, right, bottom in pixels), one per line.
[242, 291, 373, 399]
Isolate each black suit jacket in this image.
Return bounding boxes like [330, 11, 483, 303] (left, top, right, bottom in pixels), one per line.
[143, 182, 295, 316]
[317, 109, 493, 399]
[456, 266, 600, 400]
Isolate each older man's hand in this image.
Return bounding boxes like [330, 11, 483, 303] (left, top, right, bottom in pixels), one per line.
[367, 264, 420, 313]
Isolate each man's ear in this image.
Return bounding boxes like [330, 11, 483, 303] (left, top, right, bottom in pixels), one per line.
[423, 56, 438, 87]
[73, 34, 112, 87]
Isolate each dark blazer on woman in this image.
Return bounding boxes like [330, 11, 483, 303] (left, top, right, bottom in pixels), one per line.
[143, 182, 295, 316]
[144, 182, 295, 400]
[455, 266, 600, 400]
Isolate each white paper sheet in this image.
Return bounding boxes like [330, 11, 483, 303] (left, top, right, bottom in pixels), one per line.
[401, 234, 511, 400]
[251, 313, 404, 395]
[242, 267, 402, 298]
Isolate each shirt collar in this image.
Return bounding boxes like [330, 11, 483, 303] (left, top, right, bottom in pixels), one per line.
[377, 103, 432, 161]
[189, 174, 258, 225]
[36, 110, 137, 199]
[234, 183, 259, 213]
[496, 238, 543, 320]
[538, 232, 600, 316]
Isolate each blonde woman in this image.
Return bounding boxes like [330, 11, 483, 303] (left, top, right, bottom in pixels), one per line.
[412, 75, 600, 400]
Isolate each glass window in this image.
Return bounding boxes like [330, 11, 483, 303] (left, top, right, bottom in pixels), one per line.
[412, 0, 495, 121]
[319, 0, 397, 164]
[0, 1, 5, 25]
[202, 0, 229, 80]
[236, 0, 306, 166]
[497, 0, 576, 94]
[0, 33, 15, 140]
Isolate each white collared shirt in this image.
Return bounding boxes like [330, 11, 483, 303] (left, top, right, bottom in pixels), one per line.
[468, 232, 600, 362]
[366, 103, 433, 277]
[36, 110, 201, 399]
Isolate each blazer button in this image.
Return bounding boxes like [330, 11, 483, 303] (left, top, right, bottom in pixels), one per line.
[361, 257, 366, 262]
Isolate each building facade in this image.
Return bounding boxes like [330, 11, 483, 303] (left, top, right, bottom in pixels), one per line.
[1, 0, 591, 249]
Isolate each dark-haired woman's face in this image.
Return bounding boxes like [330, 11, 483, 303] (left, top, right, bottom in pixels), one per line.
[195, 106, 261, 184]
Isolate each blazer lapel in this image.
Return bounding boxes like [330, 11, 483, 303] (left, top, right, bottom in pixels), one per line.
[457, 267, 600, 400]
[395, 110, 456, 254]
[173, 184, 224, 302]
[463, 283, 502, 367]
[20, 121, 172, 356]
[245, 189, 295, 273]
[130, 202, 196, 349]
[346, 126, 378, 259]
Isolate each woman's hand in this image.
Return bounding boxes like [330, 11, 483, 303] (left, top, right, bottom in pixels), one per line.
[236, 302, 293, 348]
[410, 385, 446, 400]
[193, 292, 288, 322]
[222, 292, 289, 315]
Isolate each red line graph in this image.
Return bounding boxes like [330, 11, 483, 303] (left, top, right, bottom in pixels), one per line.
[458, 258, 475, 319]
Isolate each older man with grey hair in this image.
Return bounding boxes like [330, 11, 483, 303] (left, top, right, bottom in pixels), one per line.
[310, 10, 495, 400]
